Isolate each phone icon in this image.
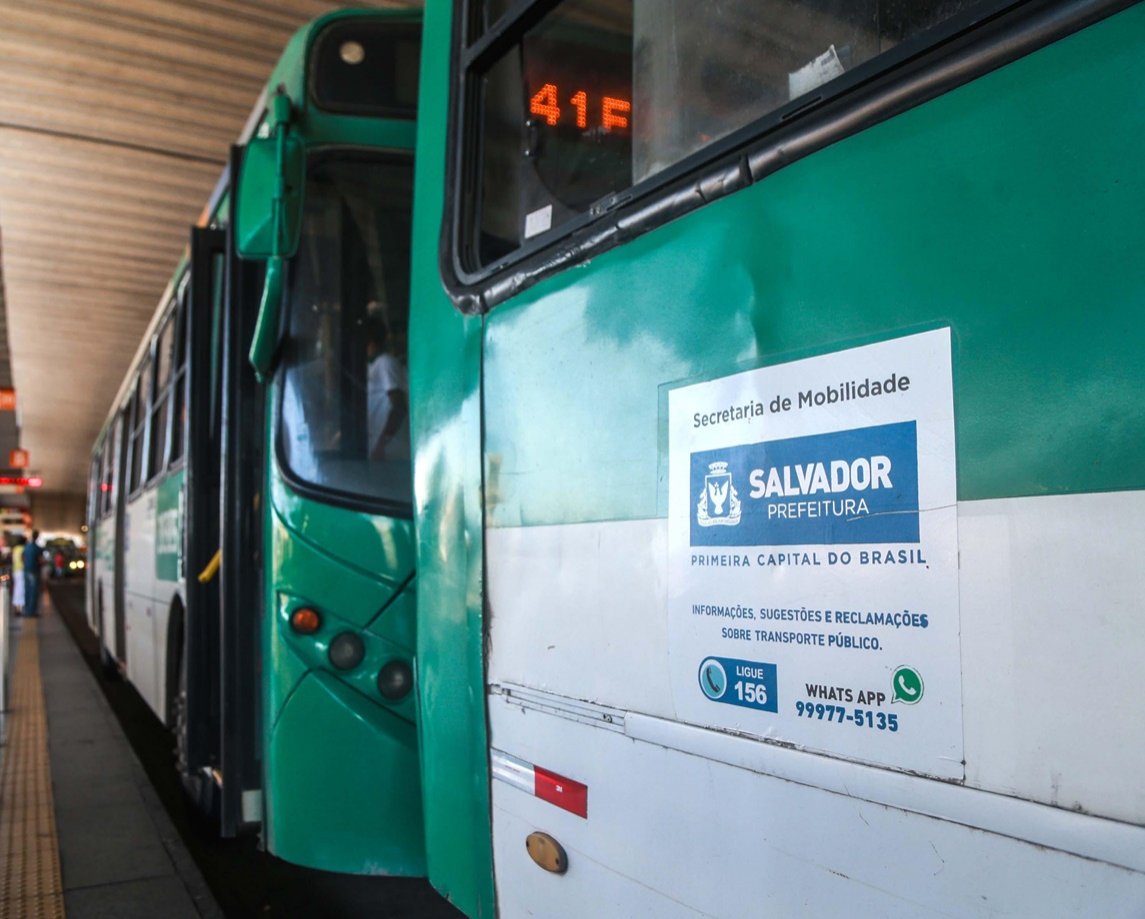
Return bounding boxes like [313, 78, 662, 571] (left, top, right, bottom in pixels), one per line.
[891, 666, 924, 704]
[698, 658, 728, 701]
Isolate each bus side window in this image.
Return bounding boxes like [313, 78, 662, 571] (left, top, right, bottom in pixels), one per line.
[105, 413, 121, 516]
[473, 0, 633, 266]
[128, 360, 150, 495]
[89, 453, 101, 523]
[464, 0, 982, 272]
[100, 444, 110, 517]
[169, 286, 189, 466]
[150, 307, 176, 477]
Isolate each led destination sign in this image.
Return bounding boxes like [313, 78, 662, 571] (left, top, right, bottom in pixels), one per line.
[529, 83, 631, 131]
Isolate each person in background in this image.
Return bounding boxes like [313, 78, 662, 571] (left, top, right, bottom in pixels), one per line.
[23, 529, 42, 617]
[10, 534, 25, 614]
[365, 306, 410, 462]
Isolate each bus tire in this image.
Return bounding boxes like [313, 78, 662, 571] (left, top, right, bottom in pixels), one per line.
[164, 600, 184, 729]
[172, 627, 218, 825]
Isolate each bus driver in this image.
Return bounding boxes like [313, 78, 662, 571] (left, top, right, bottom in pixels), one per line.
[366, 305, 409, 462]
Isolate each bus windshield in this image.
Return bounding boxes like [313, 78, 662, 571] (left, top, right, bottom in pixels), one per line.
[279, 154, 413, 512]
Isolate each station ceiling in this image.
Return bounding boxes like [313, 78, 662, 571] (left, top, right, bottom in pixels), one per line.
[0, 0, 411, 525]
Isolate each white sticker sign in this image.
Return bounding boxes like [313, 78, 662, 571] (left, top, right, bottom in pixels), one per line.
[667, 329, 962, 779]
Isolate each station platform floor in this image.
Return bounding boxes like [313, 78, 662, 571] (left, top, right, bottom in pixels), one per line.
[0, 590, 220, 918]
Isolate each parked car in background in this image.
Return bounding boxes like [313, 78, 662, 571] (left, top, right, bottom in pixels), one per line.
[45, 537, 84, 578]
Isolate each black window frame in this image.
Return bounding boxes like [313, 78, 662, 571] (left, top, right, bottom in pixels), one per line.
[168, 278, 190, 470]
[127, 384, 146, 499]
[148, 302, 178, 481]
[442, 0, 1135, 313]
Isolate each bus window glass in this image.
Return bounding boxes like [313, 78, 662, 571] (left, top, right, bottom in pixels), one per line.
[155, 311, 175, 391]
[175, 284, 189, 368]
[149, 392, 170, 478]
[132, 357, 152, 491]
[104, 414, 121, 516]
[128, 391, 145, 494]
[279, 156, 413, 512]
[148, 309, 177, 477]
[137, 354, 160, 483]
[631, 0, 976, 180]
[100, 453, 109, 516]
[470, 0, 979, 267]
[482, 0, 516, 31]
[169, 291, 188, 466]
[169, 375, 185, 465]
[136, 358, 152, 414]
[476, 0, 633, 265]
[90, 454, 102, 521]
[90, 452, 101, 519]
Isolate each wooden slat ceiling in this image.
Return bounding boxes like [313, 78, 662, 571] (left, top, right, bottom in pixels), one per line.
[0, 0, 412, 503]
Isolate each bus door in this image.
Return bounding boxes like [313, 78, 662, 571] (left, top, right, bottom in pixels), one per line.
[215, 145, 266, 835]
[112, 410, 128, 664]
[182, 224, 226, 816]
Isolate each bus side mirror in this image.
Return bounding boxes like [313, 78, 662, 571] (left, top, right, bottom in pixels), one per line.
[236, 93, 304, 260]
[236, 91, 304, 381]
[249, 257, 285, 383]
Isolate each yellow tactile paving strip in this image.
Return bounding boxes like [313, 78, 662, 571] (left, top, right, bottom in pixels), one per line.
[0, 617, 66, 919]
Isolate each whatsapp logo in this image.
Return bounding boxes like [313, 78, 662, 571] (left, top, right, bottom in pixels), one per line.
[891, 666, 924, 704]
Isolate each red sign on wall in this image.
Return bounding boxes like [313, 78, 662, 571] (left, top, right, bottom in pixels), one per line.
[0, 389, 15, 411]
[9, 449, 28, 468]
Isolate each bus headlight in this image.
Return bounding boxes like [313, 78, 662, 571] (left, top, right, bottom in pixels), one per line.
[328, 631, 365, 671]
[377, 660, 412, 700]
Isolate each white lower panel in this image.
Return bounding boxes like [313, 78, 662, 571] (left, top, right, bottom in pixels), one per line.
[124, 592, 156, 712]
[487, 490, 1145, 825]
[958, 492, 1145, 822]
[492, 801, 700, 919]
[121, 488, 183, 723]
[489, 699, 1145, 918]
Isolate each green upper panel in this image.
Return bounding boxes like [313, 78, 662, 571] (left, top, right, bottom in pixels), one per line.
[482, 5, 1145, 529]
[261, 8, 420, 151]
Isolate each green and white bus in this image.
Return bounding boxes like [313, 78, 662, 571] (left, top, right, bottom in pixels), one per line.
[406, 0, 1145, 914]
[86, 8, 426, 876]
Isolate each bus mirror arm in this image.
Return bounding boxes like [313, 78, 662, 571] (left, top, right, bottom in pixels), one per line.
[246, 90, 296, 383]
[249, 256, 285, 383]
